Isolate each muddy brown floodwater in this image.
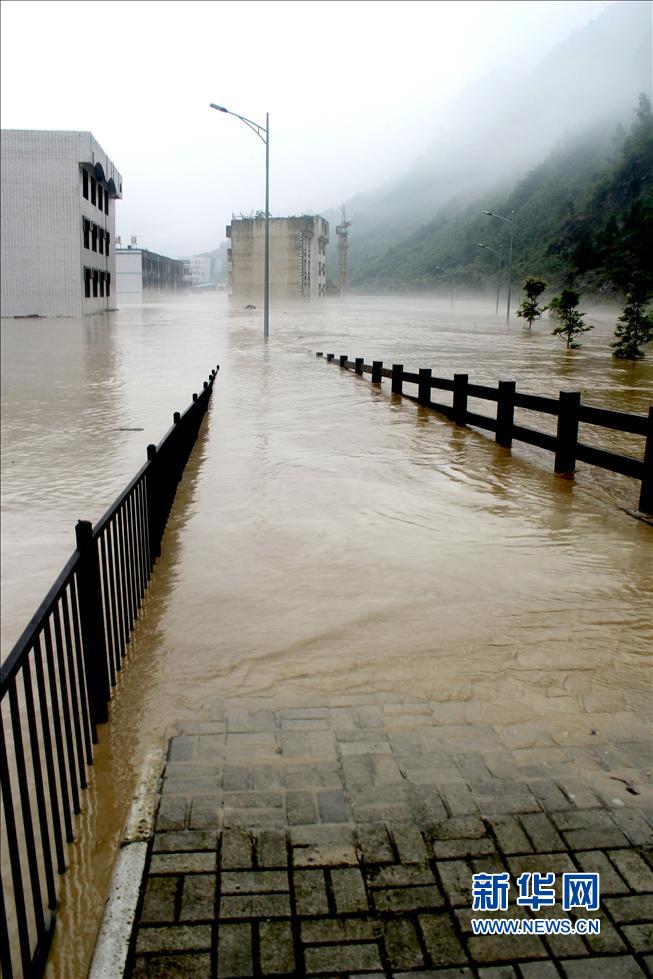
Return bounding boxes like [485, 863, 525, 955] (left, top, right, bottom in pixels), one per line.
[1, 293, 652, 977]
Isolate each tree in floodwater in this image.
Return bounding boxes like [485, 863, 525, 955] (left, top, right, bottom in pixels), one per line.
[549, 289, 594, 348]
[516, 277, 547, 328]
[612, 276, 653, 359]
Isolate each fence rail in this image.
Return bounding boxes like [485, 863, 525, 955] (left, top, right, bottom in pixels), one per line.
[0, 364, 218, 979]
[317, 352, 652, 514]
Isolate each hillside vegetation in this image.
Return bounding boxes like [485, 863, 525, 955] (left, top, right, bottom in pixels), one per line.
[349, 95, 653, 297]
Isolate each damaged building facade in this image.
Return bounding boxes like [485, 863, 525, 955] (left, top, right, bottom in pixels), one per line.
[226, 215, 329, 302]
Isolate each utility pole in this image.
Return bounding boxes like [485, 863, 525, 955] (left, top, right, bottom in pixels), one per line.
[335, 206, 352, 298]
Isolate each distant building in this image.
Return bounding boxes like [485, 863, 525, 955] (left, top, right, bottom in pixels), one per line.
[115, 247, 184, 299]
[1, 130, 122, 317]
[191, 254, 213, 285]
[226, 215, 329, 302]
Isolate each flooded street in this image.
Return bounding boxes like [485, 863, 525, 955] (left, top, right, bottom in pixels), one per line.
[1, 293, 652, 976]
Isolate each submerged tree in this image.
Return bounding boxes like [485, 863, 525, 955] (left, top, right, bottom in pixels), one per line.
[516, 277, 547, 328]
[612, 277, 653, 359]
[549, 289, 594, 349]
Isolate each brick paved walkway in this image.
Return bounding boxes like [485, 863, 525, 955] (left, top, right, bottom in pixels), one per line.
[123, 697, 653, 978]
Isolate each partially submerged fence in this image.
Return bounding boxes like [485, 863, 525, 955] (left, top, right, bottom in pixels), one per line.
[0, 364, 218, 979]
[317, 352, 652, 514]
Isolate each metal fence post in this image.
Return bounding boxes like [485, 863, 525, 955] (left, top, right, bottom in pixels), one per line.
[555, 391, 581, 474]
[392, 364, 403, 395]
[74, 521, 109, 727]
[372, 361, 383, 384]
[496, 380, 516, 447]
[638, 406, 653, 513]
[355, 358, 364, 375]
[146, 444, 161, 563]
[339, 354, 348, 367]
[453, 374, 468, 426]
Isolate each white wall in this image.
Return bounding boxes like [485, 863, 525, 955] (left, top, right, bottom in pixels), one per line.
[115, 250, 143, 298]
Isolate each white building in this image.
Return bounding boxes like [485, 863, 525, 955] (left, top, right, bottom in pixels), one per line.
[116, 248, 184, 300]
[226, 215, 329, 302]
[191, 254, 213, 285]
[0, 130, 122, 317]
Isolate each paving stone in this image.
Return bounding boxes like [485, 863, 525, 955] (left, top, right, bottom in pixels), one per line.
[477, 968, 518, 978]
[339, 739, 392, 755]
[574, 850, 629, 895]
[287, 791, 318, 825]
[303, 942, 382, 973]
[301, 917, 379, 942]
[395, 972, 473, 979]
[219, 893, 291, 918]
[252, 709, 277, 732]
[460, 909, 547, 962]
[220, 828, 253, 869]
[168, 736, 197, 761]
[220, 869, 289, 893]
[577, 910, 627, 954]
[563, 826, 630, 850]
[488, 816, 533, 854]
[153, 831, 218, 853]
[293, 841, 359, 866]
[284, 763, 341, 789]
[149, 852, 215, 875]
[259, 919, 295, 973]
[136, 924, 212, 954]
[223, 790, 283, 810]
[195, 734, 226, 761]
[165, 762, 221, 780]
[373, 884, 443, 912]
[162, 778, 219, 796]
[507, 853, 577, 900]
[317, 789, 348, 823]
[180, 874, 215, 921]
[456, 753, 493, 781]
[217, 921, 253, 978]
[189, 796, 220, 830]
[558, 957, 646, 977]
[610, 809, 653, 847]
[411, 785, 449, 822]
[554, 779, 600, 809]
[475, 791, 540, 816]
[436, 860, 473, 906]
[222, 765, 251, 791]
[519, 813, 566, 853]
[140, 876, 178, 923]
[608, 849, 653, 892]
[383, 917, 425, 969]
[392, 824, 429, 863]
[356, 823, 395, 863]
[441, 783, 479, 816]
[223, 807, 285, 828]
[430, 817, 487, 840]
[131, 953, 212, 978]
[279, 707, 331, 720]
[294, 869, 330, 915]
[155, 797, 188, 831]
[226, 710, 253, 733]
[255, 828, 288, 867]
[252, 764, 283, 790]
[367, 863, 436, 888]
[604, 894, 653, 923]
[430, 836, 497, 859]
[330, 867, 368, 912]
[353, 801, 415, 823]
[281, 732, 310, 757]
[528, 781, 572, 812]
[621, 922, 653, 952]
[418, 912, 468, 966]
[517, 963, 562, 978]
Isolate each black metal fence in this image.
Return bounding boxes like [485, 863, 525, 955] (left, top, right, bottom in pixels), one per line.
[0, 364, 218, 979]
[318, 353, 652, 514]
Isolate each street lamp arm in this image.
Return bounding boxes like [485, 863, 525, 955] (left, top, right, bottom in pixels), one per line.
[210, 104, 268, 144]
[477, 242, 502, 257]
[482, 209, 513, 227]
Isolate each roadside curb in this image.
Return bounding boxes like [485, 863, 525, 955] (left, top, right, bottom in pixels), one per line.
[88, 744, 165, 979]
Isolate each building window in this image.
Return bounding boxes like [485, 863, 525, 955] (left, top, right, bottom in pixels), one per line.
[106, 273, 111, 298]
[105, 192, 109, 216]
[105, 232, 110, 257]
[83, 169, 88, 199]
[99, 230, 104, 255]
[91, 176, 96, 206]
[83, 218, 90, 250]
[98, 185, 103, 211]
[92, 269, 98, 297]
[84, 268, 91, 298]
[91, 224, 98, 252]
[99, 271, 105, 298]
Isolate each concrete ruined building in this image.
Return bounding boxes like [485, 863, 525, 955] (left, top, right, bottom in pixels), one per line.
[115, 245, 184, 300]
[226, 215, 329, 302]
[336, 206, 352, 297]
[1, 130, 122, 317]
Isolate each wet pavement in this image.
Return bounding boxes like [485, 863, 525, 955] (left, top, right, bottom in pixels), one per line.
[122, 696, 653, 978]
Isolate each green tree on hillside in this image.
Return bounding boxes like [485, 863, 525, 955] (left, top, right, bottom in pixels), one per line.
[516, 277, 547, 328]
[549, 289, 594, 349]
[612, 276, 653, 359]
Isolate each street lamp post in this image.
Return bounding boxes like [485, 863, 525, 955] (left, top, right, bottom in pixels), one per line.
[482, 209, 515, 323]
[210, 103, 270, 339]
[477, 243, 503, 315]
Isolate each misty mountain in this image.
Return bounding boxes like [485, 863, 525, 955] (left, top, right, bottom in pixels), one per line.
[327, 0, 651, 288]
[349, 94, 652, 295]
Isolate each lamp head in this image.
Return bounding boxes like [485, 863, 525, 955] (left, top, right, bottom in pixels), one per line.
[210, 103, 228, 112]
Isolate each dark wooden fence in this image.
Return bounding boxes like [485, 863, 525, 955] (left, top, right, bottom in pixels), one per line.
[0, 365, 218, 979]
[317, 352, 652, 514]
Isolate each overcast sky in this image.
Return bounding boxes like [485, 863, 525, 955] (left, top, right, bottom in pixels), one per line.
[1, 0, 617, 257]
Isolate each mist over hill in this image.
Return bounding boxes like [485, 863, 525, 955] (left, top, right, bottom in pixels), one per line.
[326, 0, 652, 295]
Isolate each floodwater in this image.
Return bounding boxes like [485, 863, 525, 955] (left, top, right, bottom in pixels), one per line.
[1, 293, 652, 977]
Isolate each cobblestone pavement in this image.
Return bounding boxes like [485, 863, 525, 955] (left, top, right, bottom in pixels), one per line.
[124, 697, 653, 978]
